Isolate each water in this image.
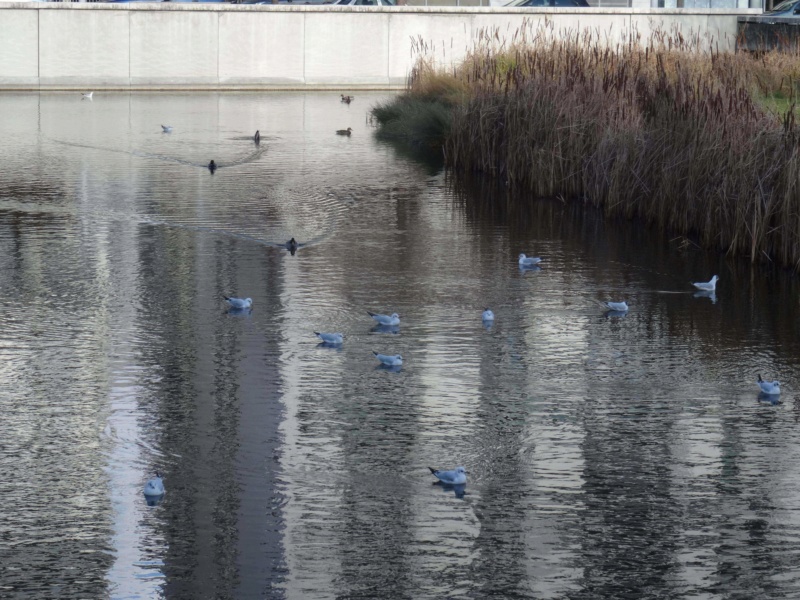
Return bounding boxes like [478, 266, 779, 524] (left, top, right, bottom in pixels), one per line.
[1, 92, 800, 600]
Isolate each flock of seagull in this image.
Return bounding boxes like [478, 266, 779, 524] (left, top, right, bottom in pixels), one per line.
[203, 251, 779, 501]
[117, 92, 779, 503]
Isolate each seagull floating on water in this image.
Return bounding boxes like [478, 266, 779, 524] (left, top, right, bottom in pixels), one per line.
[143, 473, 165, 497]
[604, 301, 629, 312]
[692, 275, 718, 292]
[315, 332, 343, 345]
[336, 127, 353, 136]
[161, 125, 173, 133]
[368, 311, 400, 326]
[757, 374, 781, 395]
[224, 296, 252, 310]
[482, 308, 495, 321]
[429, 466, 467, 485]
[373, 351, 402, 366]
[81, 92, 93, 100]
[518, 253, 542, 267]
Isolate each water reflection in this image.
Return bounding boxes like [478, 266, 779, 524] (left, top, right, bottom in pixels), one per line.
[370, 323, 400, 334]
[434, 482, 467, 499]
[519, 264, 542, 274]
[603, 309, 629, 319]
[694, 289, 718, 303]
[1, 92, 800, 599]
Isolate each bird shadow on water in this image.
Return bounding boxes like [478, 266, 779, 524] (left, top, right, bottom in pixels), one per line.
[370, 324, 400, 334]
[603, 309, 628, 320]
[316, 342, 343, 351]
[433, 481, 467, 499]
[693, 290, 718, 304]
[519, 265, 542, 275]
[144, 494, 165, 507]
[757, 393, 783, 405]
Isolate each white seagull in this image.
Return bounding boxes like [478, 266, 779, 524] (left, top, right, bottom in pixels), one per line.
[315, 332, 343, 345]
[81, 92, 93, 100]
[367, 311, 400, 326]
[373, 351, 402, 366]
[757, 374, 781, 395]
[143, 473, 165, 497]
[692, 275, 719, 292]
[604, 301, 629, 312]
[224, 296, 252, 310]
[161, 125, 173, 133]
[518, 253, 542, 267]
[482, 308, 495, 321]
[429, 466, 467, 485]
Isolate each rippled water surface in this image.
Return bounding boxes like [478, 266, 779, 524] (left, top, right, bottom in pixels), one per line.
[2, 92, 800, 599]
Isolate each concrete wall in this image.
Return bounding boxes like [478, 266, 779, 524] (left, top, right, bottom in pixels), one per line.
[0, 3, 761, 90]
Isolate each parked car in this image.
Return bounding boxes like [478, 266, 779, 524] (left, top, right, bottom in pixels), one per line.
[763, 0, 800, 15]
[332, 0, 397, 5]
[506, 0, 589, 6]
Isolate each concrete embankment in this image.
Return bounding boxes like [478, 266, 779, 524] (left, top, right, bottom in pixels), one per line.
[0, 3, 760, 91]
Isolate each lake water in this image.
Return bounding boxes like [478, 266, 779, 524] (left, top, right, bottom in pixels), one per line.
[1, 92, 800, 600]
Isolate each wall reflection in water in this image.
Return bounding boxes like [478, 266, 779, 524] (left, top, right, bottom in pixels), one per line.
[0, 93, 800, 599]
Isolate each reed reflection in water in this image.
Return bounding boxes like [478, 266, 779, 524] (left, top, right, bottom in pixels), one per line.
[0, 92, 799, 599]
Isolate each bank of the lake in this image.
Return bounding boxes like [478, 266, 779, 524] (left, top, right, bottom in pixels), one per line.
[373, 26, 800, 270]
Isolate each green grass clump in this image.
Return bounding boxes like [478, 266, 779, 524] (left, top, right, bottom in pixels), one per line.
[371, 95, 453, 149]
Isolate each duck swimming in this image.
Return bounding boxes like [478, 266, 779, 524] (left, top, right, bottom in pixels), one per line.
[336, 127, 353, 136]
[340, 95, 354, 104]
[254, 130, 260, 144]
[208, 160, 217, 173]
[286, 237, 298, 251]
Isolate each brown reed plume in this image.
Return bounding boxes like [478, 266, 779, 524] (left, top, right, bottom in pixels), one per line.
[379, 21, 800, 269]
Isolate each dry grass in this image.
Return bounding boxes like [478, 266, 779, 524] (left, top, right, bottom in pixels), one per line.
[376, 22, 800, 269]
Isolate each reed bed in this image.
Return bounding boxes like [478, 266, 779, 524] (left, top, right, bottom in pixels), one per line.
[374, 23, 800, 269]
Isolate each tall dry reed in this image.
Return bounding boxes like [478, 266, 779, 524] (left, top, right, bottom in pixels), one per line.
[386, 23, 800, 269]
